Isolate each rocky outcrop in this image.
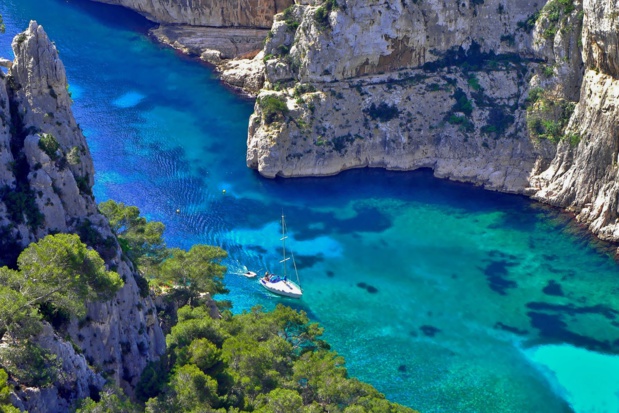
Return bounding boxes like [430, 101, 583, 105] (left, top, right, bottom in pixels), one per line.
[0, 22, 165, 410]
[94, 0, 292, 29]
[248, 0, 553, 192]
[220, 51, 266, 94]
[530, 0, 619, 242]
[248, 0, 619, 245]
[248, 66, 540, 192]
[9, 325, 106, 413]
[150, 25, 269, 63]
[92, 0, 291, 81]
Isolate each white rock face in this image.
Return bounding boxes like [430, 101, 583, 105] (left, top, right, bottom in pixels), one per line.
[9, 325, 106, 413]
[248, 65, 545, 193]
[220, 52, 266, 95]
[530, 0, 619, 242]
[0, 74, 15, 189]
[0, 22, 165, 410]
[249, 0, 553, 192]
[248, 0, 619, 245]
[282, 0, 539, 83]
[531, 71, 619, 241]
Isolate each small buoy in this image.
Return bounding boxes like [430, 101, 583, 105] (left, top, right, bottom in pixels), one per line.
[176, 209, 180, 214]
[222, 189, 226, 194]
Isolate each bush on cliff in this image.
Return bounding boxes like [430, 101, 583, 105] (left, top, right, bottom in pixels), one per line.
[0, 234, 123, 387]
[259, 95, 289, 125]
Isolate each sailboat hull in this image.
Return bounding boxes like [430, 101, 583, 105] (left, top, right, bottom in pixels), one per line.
[260, 278, 303, 298]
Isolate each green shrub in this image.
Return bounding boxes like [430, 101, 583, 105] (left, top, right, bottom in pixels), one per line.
[481, 107, 514, 137]
[527, 93, 576, 143]
[293, 83, 316, 97]
[500, 34, 515, 46]
[314, 6, 330, 30]
[451, 88, 474, 117]
[467, 75, 482, 91]
[282, 6, 300, 32]
[542, 65, 555, 77]
[446, 114, 474, 132]
[526, 87, 545, 105]
[16, 33, 27, 46]
[0, 186, 44, 229]
[0, 342, 61, 387]
[538, 0, 577, 39]
[38, 133, 60, 160]
[517, 11, 540, 33]
[75, 174, 92, 196]
[260, 95, 289, 125]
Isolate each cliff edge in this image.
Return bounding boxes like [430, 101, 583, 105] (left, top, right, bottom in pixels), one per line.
[0, 22, 165, 411]
[247, 0, 619, 246]
[90, 0, 293, 94]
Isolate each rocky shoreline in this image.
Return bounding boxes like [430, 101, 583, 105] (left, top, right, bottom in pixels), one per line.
[87, 0, 619, 248]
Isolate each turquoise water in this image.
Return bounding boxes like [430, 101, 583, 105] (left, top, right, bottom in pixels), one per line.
[2, 1, 619, 411]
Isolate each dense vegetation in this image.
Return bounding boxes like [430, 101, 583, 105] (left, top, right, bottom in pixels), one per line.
[526, 87, 579, 145]
[98, 200, 228, 309]
[77, 304, 417, 413]
[0, 198, 416, 412]
[0, 234, 123, 386]
[259, 96, 289, 125]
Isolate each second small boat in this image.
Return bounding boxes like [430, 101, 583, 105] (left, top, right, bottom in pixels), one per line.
[259, 213, 303, 299]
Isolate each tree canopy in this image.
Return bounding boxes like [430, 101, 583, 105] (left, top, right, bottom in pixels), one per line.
[156, 245, 228, 305]
[0, 368, 20, 413]
[99, 200, 228, 306]
[99, 200, 166, 269]
[0, 234, 123, 389]
[134, 304, 418, 413]
[0, 233, 123, 341]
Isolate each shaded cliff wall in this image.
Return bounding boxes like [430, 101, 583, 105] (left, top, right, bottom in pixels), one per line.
[94, 0, 292, 28]
[0, 22, 165, 411]
[531, 0, 619, 242]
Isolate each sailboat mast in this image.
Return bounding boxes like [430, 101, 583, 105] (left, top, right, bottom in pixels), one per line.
[281, 213, 287, 278]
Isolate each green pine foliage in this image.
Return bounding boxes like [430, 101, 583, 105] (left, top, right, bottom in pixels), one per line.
[0, 234, 123, 390]
[0, 368, 20, 413]
[139, 304, 418, 413]
[98, 200, 166, 269]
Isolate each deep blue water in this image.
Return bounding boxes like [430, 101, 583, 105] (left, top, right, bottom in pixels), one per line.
[2, 1, 619, 412]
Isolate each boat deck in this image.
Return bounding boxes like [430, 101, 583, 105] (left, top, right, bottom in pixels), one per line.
[260, 278, 302, 298]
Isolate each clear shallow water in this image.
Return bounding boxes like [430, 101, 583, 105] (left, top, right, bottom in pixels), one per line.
[2, 1, 619, 411]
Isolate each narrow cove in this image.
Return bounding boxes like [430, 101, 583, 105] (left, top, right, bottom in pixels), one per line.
[1, 0, 618, 411]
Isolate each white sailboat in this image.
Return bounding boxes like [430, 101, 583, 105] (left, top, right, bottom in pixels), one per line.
[259, 213, 303, 299]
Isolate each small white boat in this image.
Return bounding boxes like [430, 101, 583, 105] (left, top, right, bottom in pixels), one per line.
[260, 213, 303, 299]
[242, 271, 257, 278]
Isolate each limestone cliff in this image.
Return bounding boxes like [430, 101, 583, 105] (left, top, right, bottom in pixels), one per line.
[94, 0, 291, 28]
[530, 0, 619, 242]
[0, 22, 165, 411]
[246, 0, 619, 245]
[248, 0, 555, 193]
[90, 0, 292, 93]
